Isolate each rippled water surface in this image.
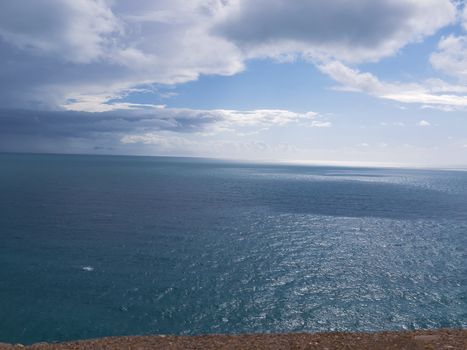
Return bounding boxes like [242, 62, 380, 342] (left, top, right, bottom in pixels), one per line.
[0, 154, 466, 344]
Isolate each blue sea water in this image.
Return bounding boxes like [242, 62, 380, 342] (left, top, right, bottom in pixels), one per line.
[0, 153, 466, 344]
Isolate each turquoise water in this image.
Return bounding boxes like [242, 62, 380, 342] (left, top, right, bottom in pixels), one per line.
[0, 153, 466, 344]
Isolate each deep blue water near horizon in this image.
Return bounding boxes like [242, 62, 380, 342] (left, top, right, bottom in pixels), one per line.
[0, 153, 466, 344]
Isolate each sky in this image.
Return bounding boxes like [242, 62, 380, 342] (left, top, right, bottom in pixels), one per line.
[0, 0, 466, 167]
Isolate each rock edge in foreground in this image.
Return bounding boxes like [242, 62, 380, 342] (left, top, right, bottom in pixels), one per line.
[2, 329, 466, 349]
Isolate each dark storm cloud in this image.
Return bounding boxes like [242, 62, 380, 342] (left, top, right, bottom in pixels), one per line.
[0, 107, 320, 153]
[213, 0, 456, 62]
[216, 0, 411, 47]
[0, 109, 224, 138]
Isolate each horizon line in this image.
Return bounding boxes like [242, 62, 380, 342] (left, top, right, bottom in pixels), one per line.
[2, 151, 466, 172]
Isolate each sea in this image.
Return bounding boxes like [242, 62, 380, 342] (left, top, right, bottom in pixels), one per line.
[0, 153, 465, 344]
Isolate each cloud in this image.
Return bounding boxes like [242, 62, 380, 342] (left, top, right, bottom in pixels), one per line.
[309, 121, 332, 128]
[0, 107, 323, 152]
[430, 35, 467, 82]
[0, 0, 245, 109]
[381, 122, 405, 127]
[428, 4, 467, 85]
[214, 0, 455, 62]
[219, 109, 319, 129]
[119, 134, 302, 159]
[318, 61, 467, 110]
[0, 0, 121, 64]
[418, 120, 431, 127]
[0, 0, 457, 110]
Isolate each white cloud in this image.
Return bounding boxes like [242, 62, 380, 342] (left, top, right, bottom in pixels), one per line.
[428, 4, 467, 84]
[380, 122, 405, 127]
[218, 109, 317, 128]
[430, 35, 467, 82]
[418, 120, 431, 127]
[0, 0, 458, 109]
[120, 133, 198, 149]
[120, 133, 305, 160]
[62, 93, 167, 112]
[0, 0, 121, 63]
[318, 61, 467, 110]
[309, 121, 332, 128]
[0, 0, 245, 108]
